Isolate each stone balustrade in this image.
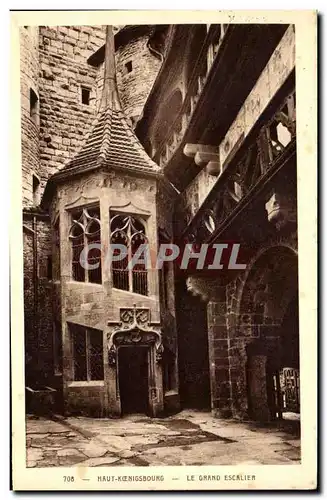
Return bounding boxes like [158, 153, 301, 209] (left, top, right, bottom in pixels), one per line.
[177, 90, 296, 241]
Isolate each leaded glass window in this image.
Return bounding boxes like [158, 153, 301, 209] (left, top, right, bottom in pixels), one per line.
[110, 214, 148, 296]
[71, 324, 104, 381]
[69, 207, 101, 284]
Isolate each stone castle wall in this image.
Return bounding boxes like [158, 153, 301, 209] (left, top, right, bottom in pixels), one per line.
[20, 26, 40, 207]
[21, 26, 163, 402]
[23, 217, 54, 384]
[21, 25, 161, 207]
[38, 26, 106, 194]
[115, 32, 162, 127]
[93, 29, 162, 129]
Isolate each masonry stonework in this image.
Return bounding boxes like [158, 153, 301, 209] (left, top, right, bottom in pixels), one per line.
[21, 23, 299, 424]
[115, 29, 162, 127]
[38, 26, 106, 191]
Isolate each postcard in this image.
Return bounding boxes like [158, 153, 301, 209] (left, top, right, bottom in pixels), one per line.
[10, 9, 317, 491]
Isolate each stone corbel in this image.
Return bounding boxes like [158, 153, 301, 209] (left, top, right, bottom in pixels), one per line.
[183, 144, 220, 176]
[265, 188, 297, 230]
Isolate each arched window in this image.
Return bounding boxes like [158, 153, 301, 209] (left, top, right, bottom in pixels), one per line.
[110, 214, 148, 296]
[69, 207, 101, 284]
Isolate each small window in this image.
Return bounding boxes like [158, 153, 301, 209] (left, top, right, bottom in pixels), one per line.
[30, 88, 39, 125]
[32, 174, 40, 206]
[81, 86, 91, 105]
[71, 324, 104, 381]
[125, 61, 132, 74]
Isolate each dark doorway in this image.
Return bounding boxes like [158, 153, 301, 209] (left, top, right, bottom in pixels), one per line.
[277, 297, 300, 416]
[280, 297, 299, 370]
[175, 280, 211, 410]
[118, 346, 149, 415]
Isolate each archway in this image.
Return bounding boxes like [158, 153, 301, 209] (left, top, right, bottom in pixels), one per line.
[239, 245, 299, 421]
[175, 279, 211, 410]
[118, 345, 150, 415]
[107, 306, 164, 417]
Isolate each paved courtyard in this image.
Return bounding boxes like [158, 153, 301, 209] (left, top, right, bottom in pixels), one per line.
[26, 410, 300, 468]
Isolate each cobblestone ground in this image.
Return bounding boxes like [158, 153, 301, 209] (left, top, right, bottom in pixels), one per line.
[26, 410, 300, 467]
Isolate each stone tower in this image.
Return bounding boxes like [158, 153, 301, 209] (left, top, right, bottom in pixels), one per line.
[20, 26, 40, 207]
[89, 25, 163, 129]
[41, 26, 179, 417]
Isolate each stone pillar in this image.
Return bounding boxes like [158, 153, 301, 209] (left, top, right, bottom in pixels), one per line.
[247, 354, 271, 421]
[207, 300, 232, 417]
[148, 347, 164, 417]
[107, 362, 121, 418]
[186, 276, 232, 418]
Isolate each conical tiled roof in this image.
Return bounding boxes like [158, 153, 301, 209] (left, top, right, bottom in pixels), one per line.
[52, 25, 160, 181]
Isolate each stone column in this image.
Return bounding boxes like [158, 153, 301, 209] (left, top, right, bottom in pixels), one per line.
[247, 354, 271, 421]
[186, 276, 232, 417]
[207, 300, 232, 417]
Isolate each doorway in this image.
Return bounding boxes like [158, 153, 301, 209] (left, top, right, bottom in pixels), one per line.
[176, 280, 211, 410]
[118, 346, 149, 415]
[272, 297, 300, 419]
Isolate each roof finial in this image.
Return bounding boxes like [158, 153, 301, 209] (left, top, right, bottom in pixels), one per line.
[101, 25, 120, 109]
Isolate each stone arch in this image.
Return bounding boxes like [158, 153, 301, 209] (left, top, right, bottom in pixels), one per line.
[236, 245, 299, 421]
[106, 306, 164, 417]
[237, 244, 298, 326]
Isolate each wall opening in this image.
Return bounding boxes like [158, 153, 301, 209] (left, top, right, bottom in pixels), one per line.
[241, 246, 299, 422]
[118, 346, 149, 415]
[81, 86, 91, 105]
[176, 279, 211, 410]
[32, 174, 40, 206]
[30, 88, 39, 126]
[125, 61, 133, 74]
[71, 324, 104, 382]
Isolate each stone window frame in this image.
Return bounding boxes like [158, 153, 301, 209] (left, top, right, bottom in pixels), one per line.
[32, 173, 40, 206]
[110, 212, 149, 296]
[29, 88, 39, 127]
[124, 60, 133, 74]
[80, 85, 91, 106]
[69, 323, 104, 382]
[69, 205, 102, 284]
